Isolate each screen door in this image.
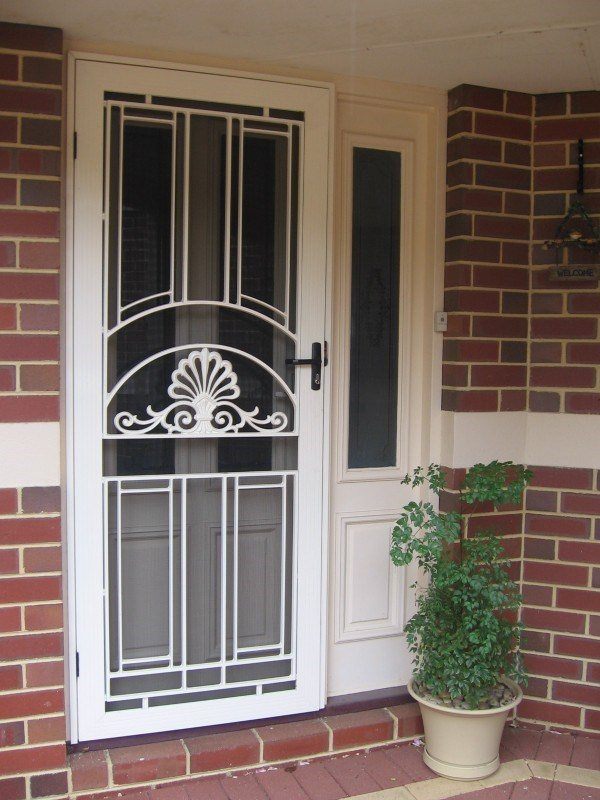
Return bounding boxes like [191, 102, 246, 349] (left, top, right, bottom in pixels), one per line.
[70, 58, 330, 741]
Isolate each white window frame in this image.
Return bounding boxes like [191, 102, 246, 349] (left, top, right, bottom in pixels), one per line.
[335, 132, 414, 483]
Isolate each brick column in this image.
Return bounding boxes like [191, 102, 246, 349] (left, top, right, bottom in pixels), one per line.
[443, 84, 532, 412]
[522, 467, 600, 731]
[444, 84, 600, 736]
[531, 91, 600, 413]
[0, 22, 66, 800]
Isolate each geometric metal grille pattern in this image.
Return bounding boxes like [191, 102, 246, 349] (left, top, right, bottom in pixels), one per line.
[103, 96, 302, 439]
[104, 473, 295, 710]
[101, 93, 302, 711]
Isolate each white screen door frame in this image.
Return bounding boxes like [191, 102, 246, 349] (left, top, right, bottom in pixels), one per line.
[66, 55, 332, 742]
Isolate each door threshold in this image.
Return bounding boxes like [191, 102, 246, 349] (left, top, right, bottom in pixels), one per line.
[67, 688, 422, 798]
[68, 684, 411, 753]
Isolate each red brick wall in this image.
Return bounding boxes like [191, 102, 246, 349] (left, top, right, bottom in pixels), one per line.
[521, 467, 599, 732]
[442, 465, 599, 735]
[444, 85, 600, 735]
[531, 93, 600, 413]
[443, 84, 532, 413]
[444, 85, 600, 412]
[0, 21, 66, 800]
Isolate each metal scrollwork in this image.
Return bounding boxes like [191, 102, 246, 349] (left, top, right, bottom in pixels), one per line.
[114, 349, 288, 435]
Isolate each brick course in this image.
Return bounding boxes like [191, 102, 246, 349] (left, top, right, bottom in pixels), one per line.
[0, 24, 61, 424]
[444, 85, 600, 412]
[441, 464, 599, 736]
[443, 91, 599, 735]
[0, 20, 66, 799]
[61, 705, 420, 797]
[530, 94, 600, 410]
[443, 84, 531, 412]
[519, 466, 599, 734]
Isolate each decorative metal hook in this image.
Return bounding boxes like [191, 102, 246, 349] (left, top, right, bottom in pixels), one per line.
[577, 138, 584, 195]
[543, 138, 600, 263]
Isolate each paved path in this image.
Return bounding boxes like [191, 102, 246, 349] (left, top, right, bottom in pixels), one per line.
[137, 728, 599, 800]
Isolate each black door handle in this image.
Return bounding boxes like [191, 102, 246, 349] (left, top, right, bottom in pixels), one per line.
[286, 342, 322, 390]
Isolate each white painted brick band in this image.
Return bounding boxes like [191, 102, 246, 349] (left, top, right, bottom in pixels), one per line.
[442, 412, 600, 469]
[0, 422, 61, 487]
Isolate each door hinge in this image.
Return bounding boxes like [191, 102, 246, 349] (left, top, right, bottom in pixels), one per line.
[75, 651, 80, 678]
[73, 131, 77, 159]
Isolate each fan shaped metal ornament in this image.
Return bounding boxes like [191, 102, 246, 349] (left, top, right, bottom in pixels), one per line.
[114, 348, 289, 435]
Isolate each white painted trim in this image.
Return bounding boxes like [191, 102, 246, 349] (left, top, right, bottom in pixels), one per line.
[333, 510, 406, 644]
[427, 102, 449, 470]
[319, 84, 336, 708]
[327, 92, 445, 697]
[65, 43, 444, 109]
[68, 50, 334, 92]
[442, 411, 600, 469]
[65, 51, 78, 744]
[335, 132, 414, 483]
[0, 423, 61, 488]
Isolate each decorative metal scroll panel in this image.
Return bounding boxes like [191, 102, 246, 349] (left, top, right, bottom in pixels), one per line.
[102, 96, 303, 439]
[104, 473, 296, 709]
[113, 349, 290, 435]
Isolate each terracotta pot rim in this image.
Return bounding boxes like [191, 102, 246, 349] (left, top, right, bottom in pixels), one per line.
[407, 676, 523, 717]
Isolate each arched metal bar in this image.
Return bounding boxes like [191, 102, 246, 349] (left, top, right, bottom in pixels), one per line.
[240, 293, 286, 321]
[120, 290, 171, 313]
[107, 299, 296, 341]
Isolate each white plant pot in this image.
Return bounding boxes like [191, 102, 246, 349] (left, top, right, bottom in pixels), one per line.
[408, 677, 523, 781]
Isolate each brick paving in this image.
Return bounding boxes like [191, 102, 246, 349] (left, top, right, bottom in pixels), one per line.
[112, 728, 600, 800]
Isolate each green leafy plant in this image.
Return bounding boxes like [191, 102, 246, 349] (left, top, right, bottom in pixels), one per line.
[390, 461, 531, 709]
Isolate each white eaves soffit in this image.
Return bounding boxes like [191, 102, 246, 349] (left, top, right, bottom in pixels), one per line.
[3, 0, 600, 92]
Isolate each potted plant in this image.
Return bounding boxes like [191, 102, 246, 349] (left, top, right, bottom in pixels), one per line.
[391, 461, 531, 780]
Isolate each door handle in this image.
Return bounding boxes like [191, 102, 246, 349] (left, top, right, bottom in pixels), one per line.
[286, 342, 323, 390]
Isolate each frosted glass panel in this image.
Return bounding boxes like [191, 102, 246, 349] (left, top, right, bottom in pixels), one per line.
[348, 147, 401, 469]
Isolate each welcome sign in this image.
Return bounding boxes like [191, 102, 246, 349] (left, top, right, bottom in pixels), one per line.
[549, 266, 600, 281]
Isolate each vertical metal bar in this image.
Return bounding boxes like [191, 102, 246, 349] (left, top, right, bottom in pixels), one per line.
[233, 476, 239, 661]
[169, 119, 177, 302]
[168, 478, 174, 667]
[284, 125, 292, 320]
[117, 112, 124, 323]
[181, 478, 187, 688]
[220, 477, 228, 685]
[102, 483, 111, 699]
[577, 138, 585, 195]
[295, 123, 305, 337]
[116, 482, 123, 670]
[102, 106, 111, 333]
[223, 116, 232, 303]
[102, 107, 112, 437]
[182, 113, 190, 302]
[236, 122, 244, 305]
[279, 477, 286, 650]
[290, 474, 298, 667]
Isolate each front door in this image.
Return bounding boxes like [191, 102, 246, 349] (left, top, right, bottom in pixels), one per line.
[70, 58, 330, 741]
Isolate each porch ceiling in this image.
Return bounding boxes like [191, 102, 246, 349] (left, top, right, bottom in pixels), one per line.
[3, 0, 600, 92]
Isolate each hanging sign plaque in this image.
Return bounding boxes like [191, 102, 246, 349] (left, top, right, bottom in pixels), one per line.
[548, 266, 600, 282]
